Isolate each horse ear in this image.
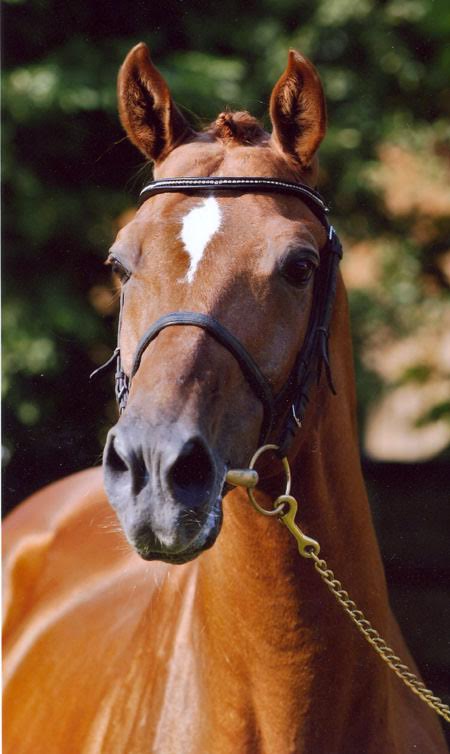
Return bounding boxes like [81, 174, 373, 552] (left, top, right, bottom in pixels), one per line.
[118, 42, 192, 162]
[270, 50, 327, 168]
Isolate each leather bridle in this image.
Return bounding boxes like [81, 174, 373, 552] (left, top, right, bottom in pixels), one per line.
[91, 176, 343, 456]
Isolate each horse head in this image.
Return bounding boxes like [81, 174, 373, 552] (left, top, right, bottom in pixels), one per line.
[103, 43, 330, 564]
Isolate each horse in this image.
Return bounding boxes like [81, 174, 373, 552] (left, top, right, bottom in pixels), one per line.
[3, 43, 448, 754]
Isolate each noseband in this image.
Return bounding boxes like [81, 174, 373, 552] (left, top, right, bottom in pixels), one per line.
[91, 177, 343, 455]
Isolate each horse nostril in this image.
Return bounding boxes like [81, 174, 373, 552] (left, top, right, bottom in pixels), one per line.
[105, 434, 129, 476]
[168, 437, 215, 507]
[104, 432, 148, 497]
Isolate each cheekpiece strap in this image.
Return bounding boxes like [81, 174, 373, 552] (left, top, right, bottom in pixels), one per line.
[276, 226, 343, 456]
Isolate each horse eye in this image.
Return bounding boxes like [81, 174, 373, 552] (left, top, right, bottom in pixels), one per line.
[108, 256, 131, 283]
[280, 255, 316, 287]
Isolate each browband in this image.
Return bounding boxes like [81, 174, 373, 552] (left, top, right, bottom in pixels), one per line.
[139, 177, 329, 226]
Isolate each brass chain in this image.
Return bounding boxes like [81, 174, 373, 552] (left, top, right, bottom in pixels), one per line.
[228, 445, 450, 725]
[308, 550, 450, 723]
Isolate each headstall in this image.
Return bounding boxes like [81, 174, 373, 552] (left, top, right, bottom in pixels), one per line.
[91, 176, 343, 456]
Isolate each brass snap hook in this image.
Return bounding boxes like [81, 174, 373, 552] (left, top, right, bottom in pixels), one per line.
[274, 494, 320, 558]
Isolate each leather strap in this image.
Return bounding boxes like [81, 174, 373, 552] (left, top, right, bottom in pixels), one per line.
[131, 312, 276, 443]
[139, 177, 329, 227]
[276, 226, 342, 455]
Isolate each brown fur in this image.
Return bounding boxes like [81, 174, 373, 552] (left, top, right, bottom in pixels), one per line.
[3, 45, 448, 754]
[210, 111, 266, 145]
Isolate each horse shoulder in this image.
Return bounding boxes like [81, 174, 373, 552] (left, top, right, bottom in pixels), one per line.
[3, 468, 200, 754]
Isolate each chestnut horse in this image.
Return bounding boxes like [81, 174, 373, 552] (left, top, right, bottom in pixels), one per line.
[3, 45, 447, 754]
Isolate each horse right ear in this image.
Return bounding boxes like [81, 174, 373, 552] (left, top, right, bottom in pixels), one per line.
[118, 43, 192, 163]
[270, 50, 327, 169]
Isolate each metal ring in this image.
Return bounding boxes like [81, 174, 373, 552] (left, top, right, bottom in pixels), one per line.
[247, 444, 291, 517]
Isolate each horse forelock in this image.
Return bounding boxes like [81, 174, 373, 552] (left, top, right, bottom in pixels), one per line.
[208, 111, 267, 146]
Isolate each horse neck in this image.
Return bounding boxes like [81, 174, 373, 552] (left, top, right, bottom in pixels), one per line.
[196, 281, 396, 751]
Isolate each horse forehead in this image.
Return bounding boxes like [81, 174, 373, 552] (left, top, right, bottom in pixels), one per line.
[136, 193, 315, 258]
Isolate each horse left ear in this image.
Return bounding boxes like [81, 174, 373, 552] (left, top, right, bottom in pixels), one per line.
[118, 42, 192, 162]
[270, 50, 327, 168]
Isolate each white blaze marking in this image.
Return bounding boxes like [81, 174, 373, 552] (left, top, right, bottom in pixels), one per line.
[180, 197, 222, 283]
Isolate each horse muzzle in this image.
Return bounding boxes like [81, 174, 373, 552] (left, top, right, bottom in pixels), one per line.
[103, 414, 224, 563]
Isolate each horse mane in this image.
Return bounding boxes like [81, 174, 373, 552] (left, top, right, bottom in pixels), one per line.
[208, 110, 266, 145]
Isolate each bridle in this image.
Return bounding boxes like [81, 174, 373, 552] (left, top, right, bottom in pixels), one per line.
[91, 176, 343, 456]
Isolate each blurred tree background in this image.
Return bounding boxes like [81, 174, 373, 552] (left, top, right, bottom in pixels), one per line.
[3, 0, 450, 504]
[2, 0, 450, 473]
[2, 0, 450, 728]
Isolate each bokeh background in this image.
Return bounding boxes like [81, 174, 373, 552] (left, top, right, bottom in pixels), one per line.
[3, 0, 450, 727]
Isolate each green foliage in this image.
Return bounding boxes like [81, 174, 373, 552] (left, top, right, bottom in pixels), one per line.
[3, 0, 450, 506]
[416, 400, 450, 427]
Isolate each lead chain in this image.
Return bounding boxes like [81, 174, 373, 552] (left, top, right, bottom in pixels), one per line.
[238, 445, 450, 723]
[307, 549, 450, 723]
